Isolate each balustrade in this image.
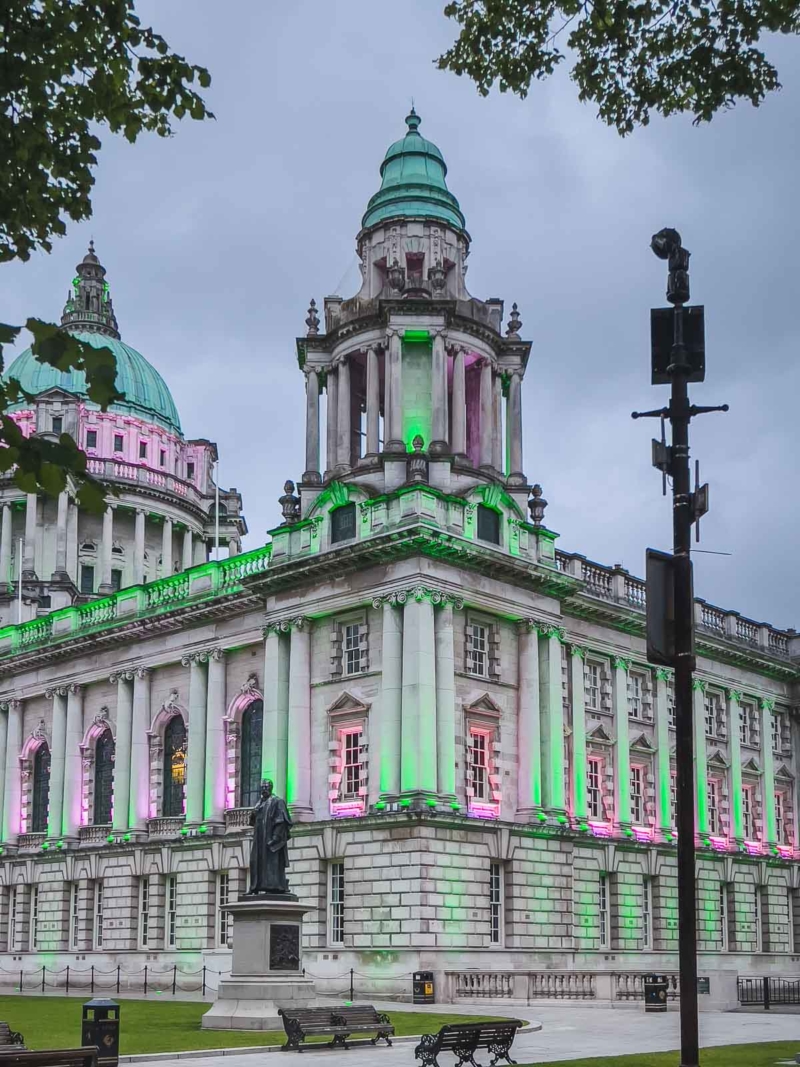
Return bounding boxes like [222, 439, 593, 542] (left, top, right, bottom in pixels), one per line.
[581, 561, 614, 599]
[736, 617, 759, 645]
[147, 816, 185, 838]
[224, 807, 254, 831]
[454, 972, 514, 998]
[78, 825, 112, 845]
[700, 604, 726, 632]
[624, 576, 646, 607]
[17, 833, 45, 850]
[77, 599, 117, 629]
[528, 972, 596, 999]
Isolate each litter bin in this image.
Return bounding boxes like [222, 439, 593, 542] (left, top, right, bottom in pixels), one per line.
[643, 974, 669, 1013]
[82, 999, 120, 1067]
[413, 971, 435, 1004]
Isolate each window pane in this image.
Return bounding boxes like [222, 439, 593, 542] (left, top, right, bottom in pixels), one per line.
[93, 729, 115, 825]
[80, 565, 95, 595]
[331, 504, 356, 543]
[240, 701, 263, 808]
[32, 744, 51, 833]
[163, 717, 187, 817]
[477, 505, 500, 544]
[86, 430, 97, 449]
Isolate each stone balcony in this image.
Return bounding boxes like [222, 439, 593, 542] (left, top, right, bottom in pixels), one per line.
[86, 457, 204, 508]
[147, 816, 185, 839]
[17, 833, 45, 851]
[78, 824, 112, 846]
[224, 807, 253, 832]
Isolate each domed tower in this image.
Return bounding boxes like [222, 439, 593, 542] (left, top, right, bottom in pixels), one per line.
[0, 245, 247, 621]
[296, 109, 532, 515]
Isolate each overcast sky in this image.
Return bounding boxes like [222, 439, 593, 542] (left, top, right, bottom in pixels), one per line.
[4, 3, 799, 631]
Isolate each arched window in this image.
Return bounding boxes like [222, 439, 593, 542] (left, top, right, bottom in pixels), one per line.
[163, 716, 187, 818]
[31, 744, 51, 833]
[93, 729, 115, 826]
[240, 700, 263, 808]
[331, 503, 356, 544]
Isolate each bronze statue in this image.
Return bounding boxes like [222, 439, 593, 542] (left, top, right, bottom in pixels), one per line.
[247, 779, 292, 894]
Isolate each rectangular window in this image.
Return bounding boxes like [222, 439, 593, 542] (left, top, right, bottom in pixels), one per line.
[772, 714, 781, 754]
[160, 450, 166, 468]
[707, 780, 720, 835]
[670, 772, 677, 823]
[140, 878, 149, 949]
[113, 433, 124, 452]
[489, 862, 502, 945]
[467, 623, 488, 677]
[740, 702, 756, 746]
[599, 874, 610, 949]
[629, 674, 644, 720]
[743, 787, 754, 839]
[329, 862, 344, 946]
[217, 872, 232, 948]
[70, 883, 79, 950]
[341, 729, 363, 799]
[9, 888, 17, 951]
[343, 622, 366, 675]
[775, 793, 786, 845]
[468, 729, 489, 801]
[166, 876, 177, 948]
[754, 885, 763, 952]
[80, 564, 95, 595]
[186, 462, 195, 482]
[587, 758, 602, 819]
[630, 766, 644, 825]
[666, 680, 676, 728]
[139, 441, 147, 459]
[642, 877, 652, 950]
[86, 429, 98, 450]
[789, 891, 797, 955]
[704, 694, 716, 737]
[585, 663, 601, 711]
[476, 504, 500, 544]
[719, 884, 728, 951]
[52, 415, 63, 436]
[30, 886, 39, 950]
[111, 569, 123, 592]
[94, 881, 104, 949]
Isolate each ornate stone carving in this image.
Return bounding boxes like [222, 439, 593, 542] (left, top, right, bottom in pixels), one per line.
[269, 923, 300, 971]
[32, 719, 47, 742]
[279, 480, 301, 525]
[372, 586, 464, 610]
[45, 686, 68, 699]
[160, 689, 181, 716]
[240, 672, 259, 696]
[305, 298, 320, 336]
[727, 688, 743, 703]
[760, 696, 776, 711]
[612, 656, 631, 672]
[656, 668, 673, 682]
[570, 644, 587, 659]
[262, 616, 310, 637]
[408, 436, 428, 483]
[109, 670, 134, 684]
[691, 679, 707, 692]
[93, 708, 110, 730]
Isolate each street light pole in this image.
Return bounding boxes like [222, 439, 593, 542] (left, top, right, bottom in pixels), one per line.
[633, 229, 727, 1067]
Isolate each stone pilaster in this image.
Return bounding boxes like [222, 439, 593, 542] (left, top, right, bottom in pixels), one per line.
[325, 366, 338, 477]
[204, 649, 227, 826]
[613, 657, 631, 828]
[760, 697, 777, 844]
[478, 359, 493, 468]
[303, 367, 321, 482]
[134, 509, 146, 584]
[365, 348, 380, 456]
[62, 684, 84, 839]
[45, 686, 68, 838]
[507, 371, 524, 478]
[98, 504, 114, 594]
[569, 645, 587, 822]
[262, 624, 290, 799]
[286, 618, 312, 816]
[183, 651, 209, 825]
[161, 517, 173, 578]
[655, 669, 673, 833]
[727, 689, 744, 842]
[336, 357, 351, 471]
[517, 621, 541, 814]
[110, 671, 134, 832]
[376, 596, 402, 798]
[400, 588, 438, 796]
[693, 680, 708, 833]
[537, 623, 565, 812]
[430, 330, 448, 452]
[22, 493, 37, 577]
[434, 600, 456, 797]
[451, 347, 467, 456]
[2, 699, 22, 844]
[130, 668, 152, 832]
[0, 503, 12, 584]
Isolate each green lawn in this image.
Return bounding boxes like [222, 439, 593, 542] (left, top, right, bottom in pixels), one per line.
[519, 1042, 799, 1067]
[2, 996, 512, 1054]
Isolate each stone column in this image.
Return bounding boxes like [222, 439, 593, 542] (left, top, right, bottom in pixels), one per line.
[0, 504, 11, 585]
[431, 331, 448, 451]
[67, 498, 79, 582]
[182, 528, 193, 572]
[130, 668, 151, 832]
[303, 368, 321, 482]
[692, 680, 708, 833]
[401, 592, 437, 795]
[761, 697, 777, 844]
[112, 672, 134, 832]
[47, 687, 68, 838]
[22, 493, 37, 576]
[386, 331, 404, 451]
[570, 646, 588, 821]
[507, 371, 523, 477]
[325, 368, 338, 477]
[378, 598, 402, 798]
[365, 348, 380, 456]
[492, 373, 503, 471]
[434, 599, 457, 797]
[654, 669, 673, 833]
[2, 699, 22, 844]
[727, 689, 744, 841]
[161, 517, 173, 578]
[262, 626, 290, 799]
[203, 649, 227, 826]
[52, 491, 69, 578]
[287, 620, 312, 816]
[98, 504, 114, 594]
[538, 626, 565, 811]
[479, 359, 493, 468]
[184, 652, 208, 825]
[62, 685, 84, 839]
[451, 348, 466, 455]
[613, 657, 631, 827]
[336, 358, 351, 471]
[134, 509, 146, 585]
[517, 622, 542, 813]
[193, 538, 207, 566]
[0, 704, 7, 839]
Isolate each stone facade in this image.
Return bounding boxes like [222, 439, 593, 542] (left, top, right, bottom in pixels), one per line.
[0, 111, 797, 1003]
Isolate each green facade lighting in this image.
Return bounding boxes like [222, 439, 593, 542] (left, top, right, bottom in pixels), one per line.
[106, 834, 114, 843]
[375, 801, 386, 810]
[403, 330, 430, 342]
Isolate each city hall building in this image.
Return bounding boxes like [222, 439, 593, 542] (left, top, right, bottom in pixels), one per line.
[0, 110, 797, 1003]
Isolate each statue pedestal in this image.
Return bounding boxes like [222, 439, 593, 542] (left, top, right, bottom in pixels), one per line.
[201, 896, 315, 1030]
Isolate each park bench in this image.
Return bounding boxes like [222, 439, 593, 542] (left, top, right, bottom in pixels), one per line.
[0, 1023, 25, 1051]
[332, 1005, 394, 1046]
[278, 1008, 351, 1051]
[0, 1051, 97, 1067]
[415, 1019, 523, 1067]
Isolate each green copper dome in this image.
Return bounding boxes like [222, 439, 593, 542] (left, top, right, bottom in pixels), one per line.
[361, 109, 466, 232]
[4, 244, 182, 435]
[5, 333, 182, 434]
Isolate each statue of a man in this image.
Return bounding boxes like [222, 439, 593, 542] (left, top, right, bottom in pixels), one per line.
[247, 779, 292, 894]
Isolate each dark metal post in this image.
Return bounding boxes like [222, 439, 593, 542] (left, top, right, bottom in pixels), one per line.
[172, 964, 177, 996]
[202, 966, 206, 997]
[764, 975, 771, 1011]
[116, 965, 121, 995]
[144, 965, 148, 996]
[41, 965, 45, 993]
[350, 968, 354, 1001]
[66, 965, 70, 996]
[18, 969, 22, 993]
[91, 965, 94, 995]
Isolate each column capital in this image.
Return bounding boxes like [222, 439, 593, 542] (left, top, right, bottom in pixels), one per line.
[612, 656, 631, 672]
[209, 647, 227, 662]
[760, 696, 776, 711]
[691, 678, 707, 692]
[134, 666, 152, 679]
[67, 683, 83, 695]
[45, 686, 68, 699]
[109, 670, 134, 684]
[570, 644, 587, 659]
[181, 650, 210, 667]
[531, 620, 566, 642]
[727, 688, 743, 703]
[372, 586, 463, 609]
[655, 667, 673, 682]
[262, 616, 310, 637]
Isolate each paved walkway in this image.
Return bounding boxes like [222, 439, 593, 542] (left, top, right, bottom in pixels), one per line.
[125, 1000, 800, 1066]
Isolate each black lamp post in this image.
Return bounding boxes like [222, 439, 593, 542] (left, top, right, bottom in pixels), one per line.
[633, 229, 727, 1067]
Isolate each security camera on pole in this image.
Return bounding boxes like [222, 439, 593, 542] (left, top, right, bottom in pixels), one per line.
[632, 229, 728, 1067]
